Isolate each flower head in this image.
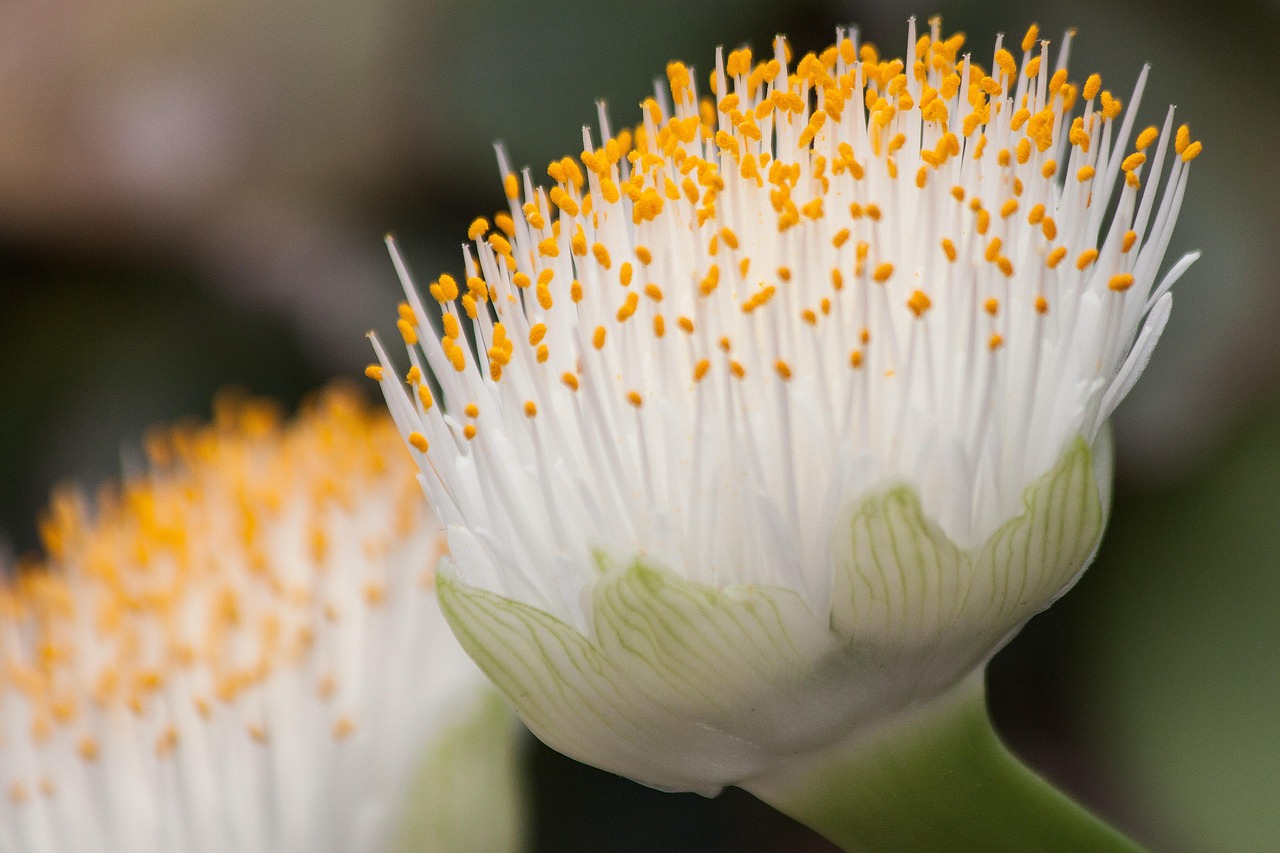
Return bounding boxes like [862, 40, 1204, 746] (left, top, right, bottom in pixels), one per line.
[372, 19, 1198, 794]
[0, 388, 520, 852]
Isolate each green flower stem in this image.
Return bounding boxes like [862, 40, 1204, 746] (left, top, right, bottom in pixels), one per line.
[742, 672, 1144, 853]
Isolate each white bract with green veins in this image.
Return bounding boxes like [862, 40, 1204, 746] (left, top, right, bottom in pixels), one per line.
[373, 18, 1198, 794]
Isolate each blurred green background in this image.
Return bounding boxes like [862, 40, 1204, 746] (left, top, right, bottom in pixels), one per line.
[1, 0, 1276, 850]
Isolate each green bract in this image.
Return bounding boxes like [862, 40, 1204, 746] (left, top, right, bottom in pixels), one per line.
[438, 438, 1104, 794]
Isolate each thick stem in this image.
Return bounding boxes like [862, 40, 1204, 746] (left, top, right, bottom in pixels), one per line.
[741, 673, 1144, 853]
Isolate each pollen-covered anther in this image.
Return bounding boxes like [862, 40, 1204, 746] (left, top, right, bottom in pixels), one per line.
[906, 290, 932, 317]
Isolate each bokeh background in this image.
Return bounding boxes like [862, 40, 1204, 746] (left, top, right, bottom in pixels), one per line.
[1, 0, 1276, 850]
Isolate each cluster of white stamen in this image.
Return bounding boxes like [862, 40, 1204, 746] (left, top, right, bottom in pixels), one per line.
[373, 19, 1198, 631]
[0, 390, 485, 853]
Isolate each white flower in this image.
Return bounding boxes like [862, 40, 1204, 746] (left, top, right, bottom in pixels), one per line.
[372, 19, 1199, 795]
[0, 388, 522, 852]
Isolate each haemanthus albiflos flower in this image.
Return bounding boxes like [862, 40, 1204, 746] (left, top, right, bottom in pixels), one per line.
[0, 388, 521, 853]
[372, 19, 1199, 795]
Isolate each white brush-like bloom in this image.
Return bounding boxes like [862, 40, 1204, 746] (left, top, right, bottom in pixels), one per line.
[372, 19, 1199, 795]
[0, 388, 521, 853]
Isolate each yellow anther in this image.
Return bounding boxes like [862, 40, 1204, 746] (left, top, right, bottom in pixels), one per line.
[951, 186, 966, 202]
[997, 256, 1013, 276]
[468, 218, 489, 241]
[528, 323, 547, 346]
[985, 237, 1003, 262]
[616, 291, 639, 322]
[592, 243, 612, 269]
[1122, 152, 1146, 172]
[463, 424, 477, 441]
[1000, 199, 1019, 218]
[1023, 56, 1041, 79]
[503, 173, 520, 200]
[774, 360, 793, 380]
[1042, 160, 1057, 179]
[562, 372, 580, 390]
[653, 315, 666, 337]
[831, 268, 844, 290]
[523, 400, 538, 418]
[850, 350, 863, 368]
[976, 208, 991, 235]
[1181, 140, 1202, 162]
[988, 333, 1004, 351]
[1083, 74, 1101, 101]
[364, 364, 384, 381]
[1101, 91, 1122, 120]
[832, 228, 851, 249]
[1021, 23, 1039, 53]
[644, 284, 664, 302]
[1042, 217, 1058, 240]
[495, 212, 515, 236]
[677, 316, 694, 335]
[941, 238, 957, 262]
[464, 403, 480, 419]
[1076, 248, 1099, 270]
[994, 48, 1016, 81]
[635, 246, 653, 265]
[729, 360, 746, 379]
[1175, 124, 1191, 154]
[592, 326, 606, 350]
[406, 365, 423, 383]
[873, 262, 894, 283]
[417, 384, 434, 410]
[570, 280, 583, 302]
[907, 290, 932, 317]
[397, 319, 418, 346]
[1108, 273, 1136, 292]
[1135, 126, 1159, 150]
[442, 314, 461, 340]
[1122, 230, 1138, 253]
[626, 391, 643, 408]
[693, 359, 710, 381]
[408, 432, 429, 453]
[984, 297, 1000, 316]
[536, 344, 549, 362]
[619, 263, 633, 287]
[1035, 295, 1049, 314]
[719, 227, 739, 250]
[1046, 246, 1067, 268]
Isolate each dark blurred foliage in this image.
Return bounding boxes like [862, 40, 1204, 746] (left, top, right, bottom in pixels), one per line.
[1, 0, 1277, 849]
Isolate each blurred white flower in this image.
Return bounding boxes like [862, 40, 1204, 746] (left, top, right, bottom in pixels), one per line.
[0, 388, 522, 852]
[373, 20, 1198, 794]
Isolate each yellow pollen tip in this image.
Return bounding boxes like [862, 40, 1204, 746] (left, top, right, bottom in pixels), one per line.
[988, 333, 1004, 351]
[693, 359, 710, 382]
[1181, 140, 1203, 162]
[729, 360, 746, 379]
[396, 319, 418, 346]
[907, 290, 932, 317]
[524, 401, 538, 417]
[1076, 248, 1099, 270]
[561, 372, 579, 390]
[593, 326, 607, 350]
[626, 391, 643, 408]
[873, 262, 894, 283]
[503, 173, 520, 200]
[1021, 23, 1039, 53]
[1108, 273, 1136, 292]
[364, 364, 384, 381]
[467, 217, 489, 240]
[1035, 296, 1049, 314]
[984, 297, 1000, 316]
[464, 403, 479, 418]
[774, 360, 792, 380]
[408, 432, 429, 453]
[463, 424, 477, 440]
